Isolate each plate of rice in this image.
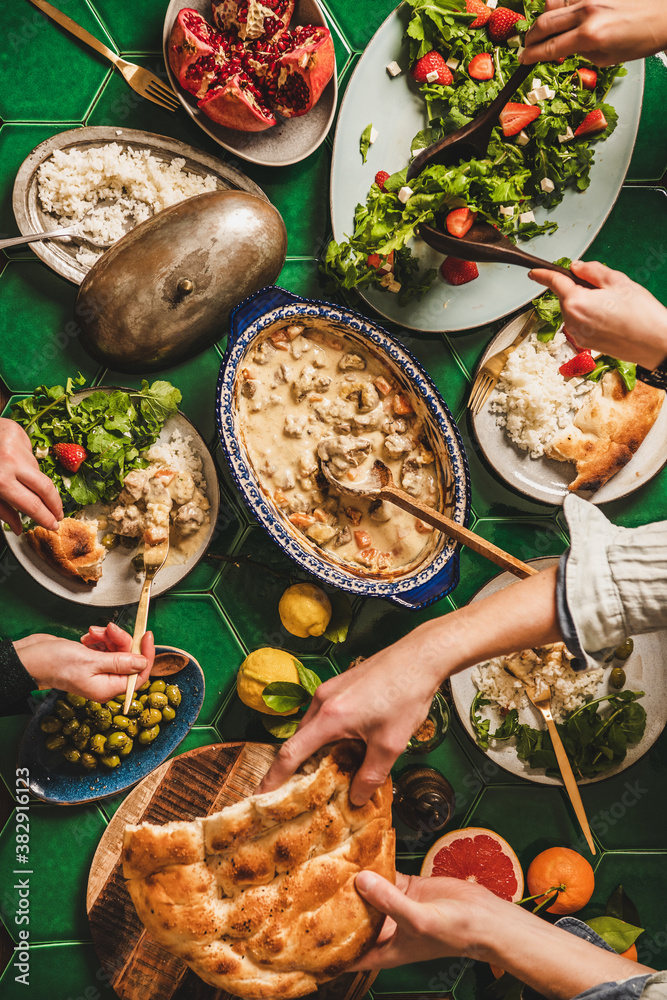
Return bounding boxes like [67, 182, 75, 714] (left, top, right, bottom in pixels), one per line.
[470, 310, 667, 506]
[12, 126, 268, 285]
[450, 557, 667, 785]
[5, 389, 220, 607]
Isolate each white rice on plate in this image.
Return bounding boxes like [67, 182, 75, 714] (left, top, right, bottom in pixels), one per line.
[472, 643, 604, 723]
[37, 143, 218, 266]
[490, 331, 595, 458]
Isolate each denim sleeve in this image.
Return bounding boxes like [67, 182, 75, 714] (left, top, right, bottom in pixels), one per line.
[0, 639, 36, 716]
[547, 918, 654, 1000]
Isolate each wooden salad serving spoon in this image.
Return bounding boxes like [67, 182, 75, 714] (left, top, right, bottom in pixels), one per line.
[321, 457, 538, 580]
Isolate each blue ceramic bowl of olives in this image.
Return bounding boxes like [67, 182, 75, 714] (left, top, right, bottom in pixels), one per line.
[17, 646, 204, 805]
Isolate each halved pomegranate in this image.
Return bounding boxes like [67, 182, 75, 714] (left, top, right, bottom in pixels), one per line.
[259, 26, 335, 119]
[212, 0, 295, 42]
[168, 9, 226, 89]
[198, 64, 276, 130]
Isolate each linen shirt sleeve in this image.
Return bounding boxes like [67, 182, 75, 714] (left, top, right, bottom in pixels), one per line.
[557, 494, 667, 670]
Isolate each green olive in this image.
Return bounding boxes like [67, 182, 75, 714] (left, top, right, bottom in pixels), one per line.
[40, 715, 62, 734]
[137, 679, 151, 693]
[54, 699, 75, 720]
[45, 734, 67, 752]
[165, 685, 181, 707]
[148, 692, 168, 710]
[139, 708, 162, 728]
[120, 535, 139, 549]
[126, 699, 143, 717]
[149, 680, 166, 694]
[138, 694, 149, 706]
[101, 533, 118, 550]
[73, 723, 92, 749]
[106, 699, 121, 715]
[80, 753, 98, 771]
[101, 754, 121, 769]
[118, 738, 134, 757]
[61, 718, 80, 737]
[614, 638, 634, 661]
[125, 719, 139, 738]
[130, 551, 143, 568]
[610, 667, 627, 690]
[106, 731, 130, 751]
[137, 724, 160, 745]
[161, 705, 176, 723]
[62, 747, 81, 764]
[66, 693, 87, 709]
[89, 734, 108, 755]
[91, 708, 112, 731]
[112, 715, 131, 731]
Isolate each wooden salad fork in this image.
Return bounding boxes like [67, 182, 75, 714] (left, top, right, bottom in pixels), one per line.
[27, 0, 179, 112]
[469, 309, 537, 416]
[123, 538, 170, 715]
[518, 672, 596, 855]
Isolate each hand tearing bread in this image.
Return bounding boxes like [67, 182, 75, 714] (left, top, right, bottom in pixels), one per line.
[122, 741, 396, 999]
[26, 517, 106, 583]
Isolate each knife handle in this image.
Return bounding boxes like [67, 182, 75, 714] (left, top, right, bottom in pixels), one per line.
[27, 0, 118, 65]
[544, 714, 596, 855]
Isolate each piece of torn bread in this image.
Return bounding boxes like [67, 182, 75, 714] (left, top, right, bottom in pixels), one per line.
[546, 370, 664, 492]
[26, 517, 106, 583]
[122, 741, 396, 999]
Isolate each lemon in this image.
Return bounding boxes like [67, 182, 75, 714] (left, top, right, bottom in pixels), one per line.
[237, 648, 302, 716]
[279, 583, 332, 638]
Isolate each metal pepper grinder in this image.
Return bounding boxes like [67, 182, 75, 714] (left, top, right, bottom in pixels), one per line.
[393, 766, 455, 832]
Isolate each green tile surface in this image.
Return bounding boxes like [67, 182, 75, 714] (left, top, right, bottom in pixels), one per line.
[0, 2, 666, 998]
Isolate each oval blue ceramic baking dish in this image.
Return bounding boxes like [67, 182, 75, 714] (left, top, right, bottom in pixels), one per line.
[216, 286, 471, 609]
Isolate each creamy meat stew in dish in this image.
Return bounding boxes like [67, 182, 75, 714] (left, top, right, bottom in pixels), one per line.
[237, 318, 454, 578]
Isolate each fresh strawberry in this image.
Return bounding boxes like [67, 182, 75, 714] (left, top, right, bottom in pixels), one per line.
[487, 7, 523, 43]
[575, 68, 597, 90]
[499, 101, 541, 137]
[575, 108, 608, 136]
[563, 327, 585, 353]
[375, 170, 391, 191]
[52, 442, 87, 473]
[468, 52, 494, 80]
[446, 207, 477, 238]
[559, 351, 596, 377]
[367, 250, 394, 274]
[466, 0, 492, 28]
[440, 257, 479, 285]
[411, 51, 454, 85]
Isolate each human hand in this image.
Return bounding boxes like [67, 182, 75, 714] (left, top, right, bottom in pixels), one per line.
[521, 0, 667, 67]
[14, 623, 154, 701]
[0, 418, 63, 534]
[257, 627, 444, 806]
[350, 872, 502, 969]
[529, 260, 667, 370]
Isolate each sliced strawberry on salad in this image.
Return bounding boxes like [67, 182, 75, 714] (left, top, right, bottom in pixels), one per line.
[440, 257, 479, 285]
[374, 170, 391, 191]
[575, 68, 597, 90]
[446, 207, 477, 238]
[52, 442, 87, 474]
[575, 108, 608, 136]
[468, 52, 494, 80]
[466, 0, 492, 29]
[559, 351, 597, 377]
[487, 7, 523, 43]
[411, 51, 454, 85]
[499, 102, 541, 137]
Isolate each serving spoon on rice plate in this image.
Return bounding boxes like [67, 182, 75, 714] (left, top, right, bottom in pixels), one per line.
[0, 206, 136, 253]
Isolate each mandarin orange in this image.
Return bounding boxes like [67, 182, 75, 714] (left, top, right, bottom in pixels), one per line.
[526, 847, 595, 915]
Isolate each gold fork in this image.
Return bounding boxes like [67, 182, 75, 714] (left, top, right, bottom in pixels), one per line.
[469, 309, 537, 416]
[520, 672, 596, 856]
[27, 0, 179, 113]
[122, 536, 170, 715]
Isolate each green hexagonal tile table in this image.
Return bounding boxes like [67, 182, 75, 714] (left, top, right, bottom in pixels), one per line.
[0, 3, 666, 999]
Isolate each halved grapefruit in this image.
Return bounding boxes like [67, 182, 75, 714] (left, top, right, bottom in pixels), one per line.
[420, 826, 524, 902]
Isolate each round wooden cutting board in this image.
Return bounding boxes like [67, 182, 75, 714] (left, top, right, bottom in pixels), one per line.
[87, 742, 377, 1000]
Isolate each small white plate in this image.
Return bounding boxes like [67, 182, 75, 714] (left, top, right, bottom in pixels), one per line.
[471, 310, 667, 506]
[6, 389, 219, 607]
[450, 557, 667, 785]
[162, 0, 337, 167]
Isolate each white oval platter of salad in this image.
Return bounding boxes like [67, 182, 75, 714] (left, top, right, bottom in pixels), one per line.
[450, 558, 667, 785]
[470, 309, 667, 506]
[5, 379, 220, 606]
[328, 0, 643, 333]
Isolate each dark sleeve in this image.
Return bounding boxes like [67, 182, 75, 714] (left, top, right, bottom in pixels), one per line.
[636, 361, 667, 391]
[555, 551, 588, 671]
[0, 640, 37, 715]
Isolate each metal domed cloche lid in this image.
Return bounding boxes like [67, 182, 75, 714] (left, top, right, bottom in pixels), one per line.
[75, 189, 287, 374]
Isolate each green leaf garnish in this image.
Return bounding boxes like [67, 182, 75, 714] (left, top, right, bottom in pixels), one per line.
[261, 681, 310, 714]
[261, 716, 300, 740]
[360, 123, 373, 164]
[295, 661, 322, 697]
[323, 592, 354, 644]
[585, 916, 644, 954]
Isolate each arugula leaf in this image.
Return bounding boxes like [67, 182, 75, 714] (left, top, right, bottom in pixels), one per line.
[586, 355, 636, 391]
[470, 691, 519, 751]
[261, 682, 310, 714]
[360, 123, 373, 164]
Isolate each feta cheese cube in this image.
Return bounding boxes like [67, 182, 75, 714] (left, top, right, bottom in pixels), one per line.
[507, 34, 522, 47]
[487, 0, 498, 8]
[386, 61, 402, 77]
[516, 45, 525, 57]
[540, 177, 555, 193]
[446, 57, 460, 71]
[543, 86, 556, 100]
[527, 90, 540, 105]
[426, 69, 440, 83]
[499, 205, 515, 217]
[519, 210, 536, 224]
[534, 85, 550, 101]
[369, 127, 378, 144]
[531, 78, 542, 90]
[558, 126, 574, 143]
[398, 186, 413, 204]
[516, 130, 530, 146]
[34, 445, 49, 460]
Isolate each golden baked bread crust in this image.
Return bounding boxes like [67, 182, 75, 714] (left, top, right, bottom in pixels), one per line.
[122, 742, 395, 998]
[26, 518, 106, 583]
[546, 371, 665, 492]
